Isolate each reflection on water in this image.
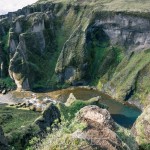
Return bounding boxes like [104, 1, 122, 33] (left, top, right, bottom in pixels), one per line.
[111, 114, 138, 128]
[56, 87, 141, 128]
[100, 98, 141, 128]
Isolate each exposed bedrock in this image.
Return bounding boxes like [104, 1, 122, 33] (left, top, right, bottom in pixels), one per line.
[94, 14, 150, 52]
[74, 105, 138, 150]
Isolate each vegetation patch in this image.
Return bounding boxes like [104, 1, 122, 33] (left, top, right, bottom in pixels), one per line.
[29, 98, 108, 150]
[0, 105, 40, 133]
[107, 49, 150, 104]
[57, 98, 107, 120]
[0, 77, 16, 89]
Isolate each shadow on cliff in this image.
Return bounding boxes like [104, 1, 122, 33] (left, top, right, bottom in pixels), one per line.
[111, 114, 137, 128]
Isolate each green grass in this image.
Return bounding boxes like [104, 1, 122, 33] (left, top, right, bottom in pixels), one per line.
[0, 77, 16, 89]
[36, 121, 90, 150]
[37, 0, 150, 12]
[2, 33, 9, 52]
[0, 105, 40, 134]
[88, 41, 124, 88]
[0, 105, 41, 149]
[89, 44, 110, 79]
[140, 143, 150, 150]
[116, 125, 138, 150]
[57, 98, 107, 121]
[34, 97, 108, 150]
[133, 105, 150, 147]
[108, 49, 150, 102]
[24, 97, 107, 150]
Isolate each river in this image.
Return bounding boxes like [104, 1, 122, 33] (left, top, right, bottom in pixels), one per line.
[49, 87, 142, 128]
[0, 87, 141, 128]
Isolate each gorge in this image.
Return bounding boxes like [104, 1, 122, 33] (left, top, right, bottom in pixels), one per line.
[0, 0, 150, 150]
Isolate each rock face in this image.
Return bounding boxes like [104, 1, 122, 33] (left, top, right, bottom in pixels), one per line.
[74, 105, 128, 150]
[35, 103, 61, 130]
[65, 93, 76, 106]
[8, 12, 56, 91]
[132, 104, 150, 148]
[94, 14, 150, 52]
[0, 126, 9, 150]
[0, 0, 150, 106]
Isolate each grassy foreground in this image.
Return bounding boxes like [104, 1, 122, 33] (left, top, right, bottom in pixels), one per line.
[0, 105, 40, 133]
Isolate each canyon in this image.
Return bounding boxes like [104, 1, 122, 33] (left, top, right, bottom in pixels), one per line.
[0, 0, 150, 149]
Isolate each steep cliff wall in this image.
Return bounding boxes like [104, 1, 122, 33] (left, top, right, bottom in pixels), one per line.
[87, 12, 150, 107]
[0, 0, 150, 107]
[132, 104, 150, 149]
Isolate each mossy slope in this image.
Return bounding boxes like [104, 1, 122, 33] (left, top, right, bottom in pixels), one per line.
[0, 0, 150, 106]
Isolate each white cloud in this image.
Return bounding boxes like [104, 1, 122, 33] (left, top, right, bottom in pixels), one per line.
[0, 0, 38, 15]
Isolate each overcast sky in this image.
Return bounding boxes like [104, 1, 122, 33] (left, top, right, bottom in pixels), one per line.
[0, 0, 38, 15]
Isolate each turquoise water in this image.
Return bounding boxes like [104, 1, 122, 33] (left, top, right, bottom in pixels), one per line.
[57, 87, 142, 128]
[100, 98, 141, 128]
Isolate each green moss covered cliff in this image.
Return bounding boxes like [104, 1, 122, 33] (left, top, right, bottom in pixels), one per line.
[0, 0, 150, 108]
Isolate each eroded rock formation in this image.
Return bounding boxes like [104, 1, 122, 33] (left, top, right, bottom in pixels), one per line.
[35, 103, 61, 130]
[74, 105, 138, 150]
[0, 0, 149, 107]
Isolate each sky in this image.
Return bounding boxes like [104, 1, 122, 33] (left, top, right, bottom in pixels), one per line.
[0, 0, 38, 15]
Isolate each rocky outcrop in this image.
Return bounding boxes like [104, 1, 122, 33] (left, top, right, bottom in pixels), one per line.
[0, 126, 9, 150]
[12, 96, 57, 112]
[9, 34, 29, 91]
[8, 12, 56, 90]
[35, 103, 61, 130]
[74, 105, 136, 150]
[77, 105, 115, 129]
[93, 13, 150, 52]
[132, 104, 150, 149]
[55, 25, 88, 84]
[0, 18, 10, 79]
[65, 93, 76, 106]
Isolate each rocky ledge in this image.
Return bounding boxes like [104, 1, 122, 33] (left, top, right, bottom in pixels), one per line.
[73, 105, 138, 150]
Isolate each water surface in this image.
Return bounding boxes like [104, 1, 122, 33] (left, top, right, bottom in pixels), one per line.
[54, 87, 141, 128]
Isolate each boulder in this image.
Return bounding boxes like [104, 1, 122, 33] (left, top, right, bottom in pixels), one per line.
[74, 105, 128, 150]
[2, 89, 7, 95]
[65, 93, 76, 106]
[35, 103, 61, 130]
[77, 105, 115, 129]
